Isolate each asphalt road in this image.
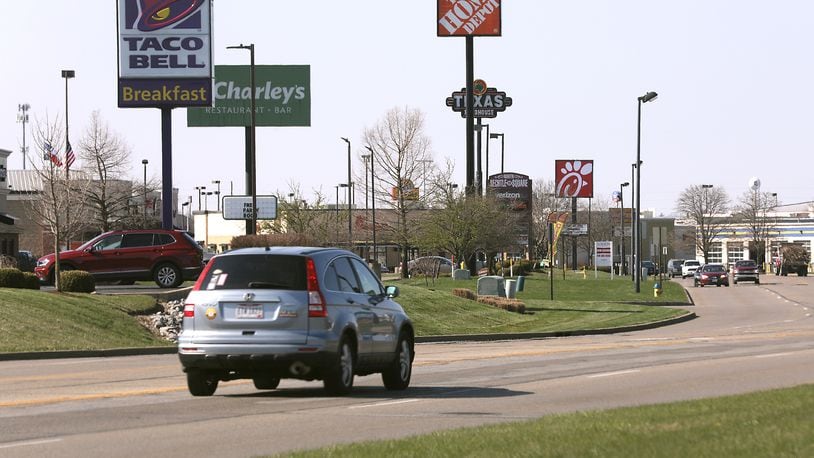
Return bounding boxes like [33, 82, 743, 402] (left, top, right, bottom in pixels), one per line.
[1, 275, 812, 457]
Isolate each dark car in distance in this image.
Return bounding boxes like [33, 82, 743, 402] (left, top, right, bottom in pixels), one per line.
[641, 260, 659, 276]
[694, 263, 730, 287]
[35, 229, 204, 288]
[666, 259, 684, 278]
[733, 259, 760, 284]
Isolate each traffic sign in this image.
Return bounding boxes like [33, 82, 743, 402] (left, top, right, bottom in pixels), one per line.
[222, 195, 278, 220]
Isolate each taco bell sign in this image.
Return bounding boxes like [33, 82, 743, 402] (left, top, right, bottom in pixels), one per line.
[117, 0, 213, 107]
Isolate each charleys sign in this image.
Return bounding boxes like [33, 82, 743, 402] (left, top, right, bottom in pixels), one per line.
[117, 0, 213, 107]
[187, 65, 311, 127]
[446, 87, 512, 118]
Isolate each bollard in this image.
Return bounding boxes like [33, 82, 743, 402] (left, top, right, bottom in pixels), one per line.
[582, 266, 587, 279]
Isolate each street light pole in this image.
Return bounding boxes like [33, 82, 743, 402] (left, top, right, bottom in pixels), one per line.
[635, 91, 658, 293]
[489, 132, 505, 173]
[142, 159, 148, 228]
[365, 146, 377, 264]
[227, 43, 256, 235]
[212, 180, 221, 212]
[16, 103, 30, 170]
[195, 186, 206, 211]
[620, 182, 630, 275]
[341, 137, 352, 250]
[62, 69, 75, 249]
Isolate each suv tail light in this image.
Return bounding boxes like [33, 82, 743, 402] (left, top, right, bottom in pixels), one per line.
[306, 257, 327, 317]
[191, 259, 215, 291]
[183, 304, 195, 317]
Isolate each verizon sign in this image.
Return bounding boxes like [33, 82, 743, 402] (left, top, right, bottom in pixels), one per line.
[437, 0, 502, 36]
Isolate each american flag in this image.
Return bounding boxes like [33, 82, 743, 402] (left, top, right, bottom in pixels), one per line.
[65, 140, 76, 169]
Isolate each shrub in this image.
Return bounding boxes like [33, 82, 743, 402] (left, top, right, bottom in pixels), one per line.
[499, 259, 535, 276]
[60, 270, 96, 293]
[0, 268, 25, 288]
[452, 288, 477, 301]
[21, 272, 41, 290]
[230, 233, 320, 249]
[476, 296, 526, 314]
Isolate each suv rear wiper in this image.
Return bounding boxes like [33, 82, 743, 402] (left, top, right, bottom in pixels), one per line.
[247, 281, 290, 289]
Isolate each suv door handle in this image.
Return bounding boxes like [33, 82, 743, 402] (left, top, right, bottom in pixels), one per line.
[346, 298, 356, 304]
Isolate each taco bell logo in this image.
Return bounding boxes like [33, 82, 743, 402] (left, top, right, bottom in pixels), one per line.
[118, 0, 211, 79]
[124, 0, 204, 31]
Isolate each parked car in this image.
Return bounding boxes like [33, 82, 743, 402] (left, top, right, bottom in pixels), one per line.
[34, 229, 204, 288]
[733, 259, 760, 284]
[641, 260, 658, 276]
[666, 259, 684, 278]
[408, 256, 454, 276]
[15, 250, 37, 272]
[682, 260, 701, 278]
[177, 247, 415, 397]
[693, 263, 730, 287]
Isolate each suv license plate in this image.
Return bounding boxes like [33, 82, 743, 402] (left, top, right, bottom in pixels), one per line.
[236, 304, 263, 319]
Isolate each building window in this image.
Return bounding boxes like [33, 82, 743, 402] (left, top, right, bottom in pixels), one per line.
[727, 242, 744, 264]
[708, 242, 723, 263]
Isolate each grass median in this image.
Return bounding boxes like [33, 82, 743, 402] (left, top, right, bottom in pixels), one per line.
[278, 384, 814, 458]
[0, 271, 690, 353]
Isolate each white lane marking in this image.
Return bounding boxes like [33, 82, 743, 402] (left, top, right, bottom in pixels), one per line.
[587, 369, 640, 379]
[348, 399, 421, 409]
[755, 352, 794, 359]
[0, 438, 63, 449]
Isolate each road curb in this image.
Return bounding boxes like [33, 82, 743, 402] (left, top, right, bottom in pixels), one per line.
[0, 311, 696, 361]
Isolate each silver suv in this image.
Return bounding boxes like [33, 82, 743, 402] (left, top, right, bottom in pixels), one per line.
[178, 247, 414, 396]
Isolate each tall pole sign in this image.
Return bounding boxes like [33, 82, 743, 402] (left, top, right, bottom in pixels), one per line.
[437, 0, 502, 197]
[555, 159, 595, 271]
[117, 0, 213, 229]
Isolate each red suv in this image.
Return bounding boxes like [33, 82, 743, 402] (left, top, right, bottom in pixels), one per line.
[35, 229, 204, 288]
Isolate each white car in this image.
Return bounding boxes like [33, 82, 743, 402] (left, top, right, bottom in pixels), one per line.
[682, 260, 701, 278]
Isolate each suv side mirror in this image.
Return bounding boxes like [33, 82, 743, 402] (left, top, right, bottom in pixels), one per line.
[385, 285, 399, 298]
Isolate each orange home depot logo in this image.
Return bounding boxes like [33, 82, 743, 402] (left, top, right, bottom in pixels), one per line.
[437, 0, 502, 36]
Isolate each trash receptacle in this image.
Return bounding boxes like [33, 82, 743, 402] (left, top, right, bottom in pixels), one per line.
[516, 276, 525, 292]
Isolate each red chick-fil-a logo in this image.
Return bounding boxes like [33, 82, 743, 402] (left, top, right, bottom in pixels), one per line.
[555, 160, 594, 198]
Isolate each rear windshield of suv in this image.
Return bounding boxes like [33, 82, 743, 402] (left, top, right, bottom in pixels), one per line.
[200, 254, 306, 290]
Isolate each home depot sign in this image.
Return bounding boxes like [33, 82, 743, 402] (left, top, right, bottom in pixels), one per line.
[437, 0, 502, 36]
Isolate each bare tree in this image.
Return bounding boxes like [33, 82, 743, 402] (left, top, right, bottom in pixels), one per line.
[733, 189, 778, 267]
[675, 185, 730, 262]
[531, 179, 571, 260]
[76, 111, 142, 232]
[25, 115, 90, 291]
[261, 182, 332, 245]
[363, 106, 434, 277]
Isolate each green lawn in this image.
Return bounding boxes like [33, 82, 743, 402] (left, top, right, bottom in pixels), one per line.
[0, 289, 171, 352]
[279, 384, 814, 458]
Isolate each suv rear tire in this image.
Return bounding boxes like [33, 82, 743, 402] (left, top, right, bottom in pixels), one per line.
[253, 376, 281, 390]
[187, 370, 218, 396]
[154, 263, 182, 288]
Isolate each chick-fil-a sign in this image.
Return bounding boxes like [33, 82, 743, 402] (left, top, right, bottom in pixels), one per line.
[437, 0, 501, 36]
[555, 160, 594, 198]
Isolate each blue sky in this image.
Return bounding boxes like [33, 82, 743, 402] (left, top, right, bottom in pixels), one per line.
[2, 1, 813, 216]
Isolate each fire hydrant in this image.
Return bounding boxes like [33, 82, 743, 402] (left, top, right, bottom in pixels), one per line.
[653, 282, 663, 297]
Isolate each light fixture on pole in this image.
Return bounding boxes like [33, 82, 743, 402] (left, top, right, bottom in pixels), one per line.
[227, 43, 257, 235]
[181, 200, 190, 231]
[365, 146, 377, 265]
[341, 137, 352, 250]
[212, 180, 221, 212]
[489, 132, 505, 173]
[635, 90, 657, 293]
[16, 103, 30, 170]
[142, 159, 149, 228]
[620, 182, 630, 275]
